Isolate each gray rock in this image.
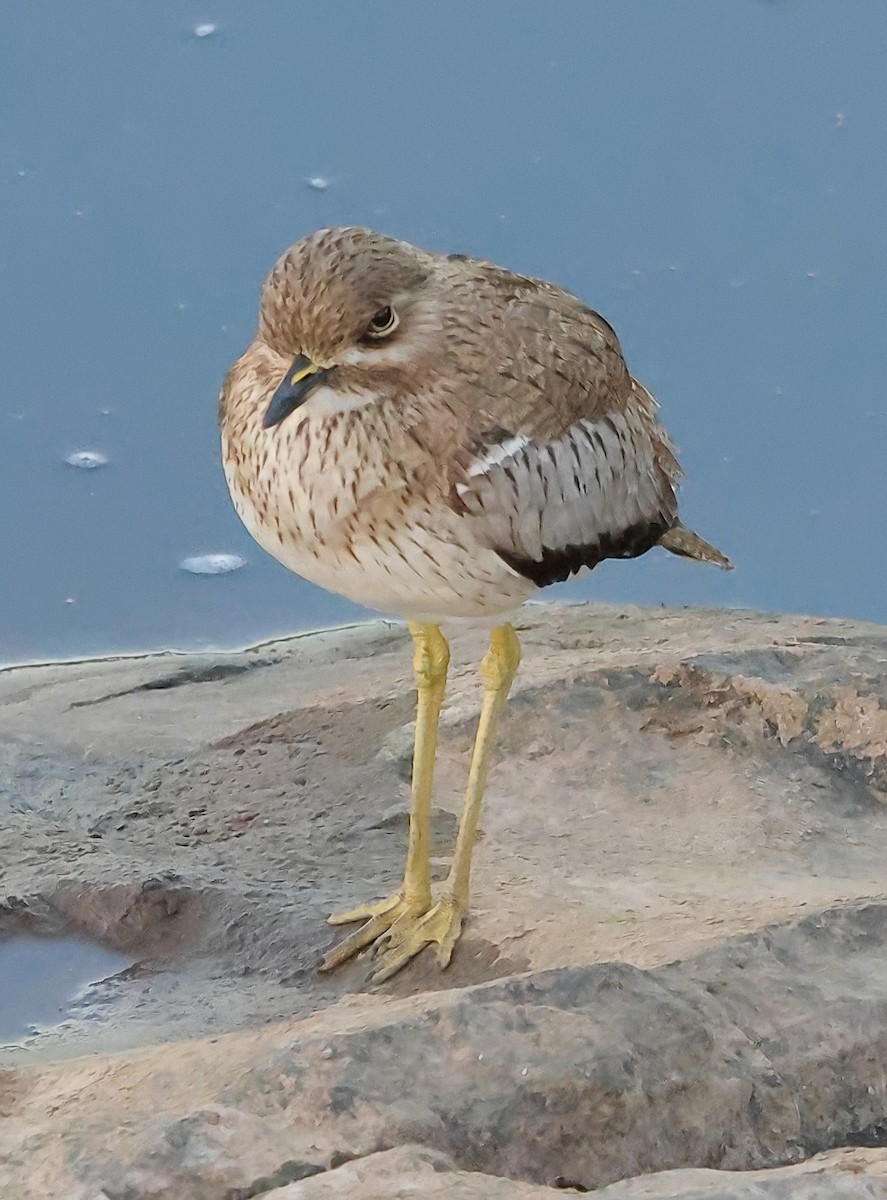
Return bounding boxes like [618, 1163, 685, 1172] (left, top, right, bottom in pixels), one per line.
[271, 1144, 887, 1198]
[2, 604, 887, 1198]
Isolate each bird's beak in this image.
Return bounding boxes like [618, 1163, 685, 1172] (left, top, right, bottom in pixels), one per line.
[263, 354, 327, 428]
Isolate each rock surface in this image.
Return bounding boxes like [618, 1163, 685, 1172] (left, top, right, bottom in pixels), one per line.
[271, 1144, 887, 1198]
[1, 602, 887, 1198]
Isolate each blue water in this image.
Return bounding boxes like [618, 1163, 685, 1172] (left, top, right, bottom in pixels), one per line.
[0, 937, 130, 1042]
[2, 1, 885, 664]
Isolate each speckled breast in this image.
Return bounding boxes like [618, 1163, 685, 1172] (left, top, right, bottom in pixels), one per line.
[221, 413, 534, 623]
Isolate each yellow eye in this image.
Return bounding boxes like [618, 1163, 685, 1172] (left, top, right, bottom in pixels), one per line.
[366, 305, 399, 338]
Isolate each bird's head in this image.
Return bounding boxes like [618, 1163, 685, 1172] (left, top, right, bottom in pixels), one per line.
[256, 227, 441, 428]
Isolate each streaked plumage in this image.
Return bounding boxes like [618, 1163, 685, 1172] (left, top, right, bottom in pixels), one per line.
[219, 227, 730, 981]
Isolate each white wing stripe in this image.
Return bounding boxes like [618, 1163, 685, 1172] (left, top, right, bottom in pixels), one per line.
[463, 433, 531, 479]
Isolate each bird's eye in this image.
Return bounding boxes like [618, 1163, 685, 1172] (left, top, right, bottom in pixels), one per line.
[366, 305, 399, 338]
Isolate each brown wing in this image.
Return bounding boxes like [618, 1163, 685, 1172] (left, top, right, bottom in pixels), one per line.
[429, 259, 682, 585]
[434, 255, 634, 438]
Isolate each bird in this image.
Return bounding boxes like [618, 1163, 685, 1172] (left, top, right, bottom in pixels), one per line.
[219, 226, 731, 983]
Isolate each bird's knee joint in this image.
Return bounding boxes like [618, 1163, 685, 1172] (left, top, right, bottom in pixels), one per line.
[411, 624, 450, 689]
[480, 657, 517, 691]
[481, 624, 521, 691]
[415, 654, 448, 690]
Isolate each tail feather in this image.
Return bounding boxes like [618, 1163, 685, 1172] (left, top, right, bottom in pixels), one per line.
[659, 522, 733, 570]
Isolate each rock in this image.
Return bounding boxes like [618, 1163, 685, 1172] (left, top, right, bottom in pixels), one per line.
[592, 1146, 887, 1198]
[272, 1144, 569, 1196]
[1, 604, 887, 1198]
[273, 1144, 887, 1198]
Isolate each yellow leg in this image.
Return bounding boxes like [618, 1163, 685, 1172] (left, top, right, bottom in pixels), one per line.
[319, 621, 449, 972]
[370, 623, 521, 984]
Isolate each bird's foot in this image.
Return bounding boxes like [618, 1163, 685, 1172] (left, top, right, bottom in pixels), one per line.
[319, 892, 431, 973]
[367, 898, 465, 984]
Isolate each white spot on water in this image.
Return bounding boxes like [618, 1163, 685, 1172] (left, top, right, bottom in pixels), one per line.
[180, 553, 246, 575]
[306, 176, 331, 191]
[65, 450, 108, 470]
[193, 22, 217, 38]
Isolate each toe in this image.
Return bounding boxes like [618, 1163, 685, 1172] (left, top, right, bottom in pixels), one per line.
[434, 906, 463, 968]
[327, 894, 402, 926]
[435, 937, 457, 968]
[367, 903, 465, 984]
[319, 911, 396, 972]
[369, 940, 423, 985]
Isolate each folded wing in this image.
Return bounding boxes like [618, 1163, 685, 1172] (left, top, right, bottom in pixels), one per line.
[450, 380, 681, 586]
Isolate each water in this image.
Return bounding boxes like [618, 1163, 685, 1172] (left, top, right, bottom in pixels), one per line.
[0, 937, 130, 1042]
[1, 1, 885, 665]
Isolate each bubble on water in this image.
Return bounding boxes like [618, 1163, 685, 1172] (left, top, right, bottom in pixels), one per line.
[180, 553, 246, 576]
[306, 176, 331, 191]
[193, 22, 218, 38]
[65, 450, 108, 470]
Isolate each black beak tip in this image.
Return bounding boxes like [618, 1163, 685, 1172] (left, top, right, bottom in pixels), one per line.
[262, 355, 326, 430]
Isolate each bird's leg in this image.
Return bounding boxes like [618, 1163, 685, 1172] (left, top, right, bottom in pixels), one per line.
[443, 623, 521, 914]
[319, 621, 449, 972]
[370, 623, 521, 984]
